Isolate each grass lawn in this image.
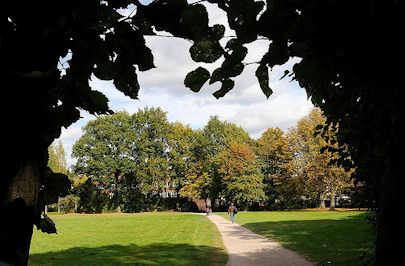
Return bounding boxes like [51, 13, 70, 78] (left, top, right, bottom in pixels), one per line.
[29, 212, 227, 266]
[218, 210, 375, 265]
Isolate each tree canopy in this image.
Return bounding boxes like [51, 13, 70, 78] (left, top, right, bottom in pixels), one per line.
[287, 109, 353, 209]
[71, 108, 358, 214]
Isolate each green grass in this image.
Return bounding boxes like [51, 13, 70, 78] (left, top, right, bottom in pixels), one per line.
[218, 210, 375, 265]
[29, 212, 227, 266]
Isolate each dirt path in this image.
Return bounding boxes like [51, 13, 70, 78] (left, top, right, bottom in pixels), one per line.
[206, 214, 313, 266]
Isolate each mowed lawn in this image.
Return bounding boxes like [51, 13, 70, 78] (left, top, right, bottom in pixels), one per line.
[29, 212, 227, 266]
[218, 210, 375, 265]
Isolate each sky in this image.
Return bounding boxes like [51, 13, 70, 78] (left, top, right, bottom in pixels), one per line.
[54, 1, 314, 168]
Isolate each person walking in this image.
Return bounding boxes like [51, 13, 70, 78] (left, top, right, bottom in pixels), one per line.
[228, 203, 237, 224]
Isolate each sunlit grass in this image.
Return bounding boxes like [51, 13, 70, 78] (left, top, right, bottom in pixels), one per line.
[29, 212, 227, 266]
[217, 210, 375, 265]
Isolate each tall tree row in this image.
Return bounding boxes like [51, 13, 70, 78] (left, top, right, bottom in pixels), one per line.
[71, 107, 354, 213]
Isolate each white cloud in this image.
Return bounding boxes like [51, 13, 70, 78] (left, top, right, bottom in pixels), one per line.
[59, 126, 83, 143]
[53, 127, 82, 169]
[58, 3, 313, 168]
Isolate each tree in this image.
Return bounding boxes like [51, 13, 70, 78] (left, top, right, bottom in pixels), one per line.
[126, 107, 171, 197]
[255, 127, 294, 208]
[180, 117, 252, 206]
[215, 142, 265, 209]
[288, 109, 353, 210]
[180, 130, 213, 201]
[48, 141, 70, 213]
[48, 141, 68, 175]
[203, 116, 252, 156]
[72, 111, 133, 210]
[167, 122, 196, 195]
[72, 107, 172, 212]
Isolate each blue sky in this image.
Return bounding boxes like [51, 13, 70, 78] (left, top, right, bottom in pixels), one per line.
[55, 1, 313, 168]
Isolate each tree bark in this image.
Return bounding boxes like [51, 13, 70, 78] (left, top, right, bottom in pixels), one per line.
[319, 192, 326, 209]
[329, 191, 336, 211]
[376, 155, 400, 266]
[0, 160, 41, 266]
[57, 197, 61, 214]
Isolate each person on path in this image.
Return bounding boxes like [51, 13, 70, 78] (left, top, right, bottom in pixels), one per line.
[228, 203, 237, 223]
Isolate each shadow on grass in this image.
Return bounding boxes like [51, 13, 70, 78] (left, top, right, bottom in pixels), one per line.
[242, 213, 375, 266]
[29, 243, 227, 266]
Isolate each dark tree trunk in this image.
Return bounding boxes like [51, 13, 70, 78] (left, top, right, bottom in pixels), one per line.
[0, 160, 41, 266]
[376, 155, 400, 266]
[1, 199, 35, 266]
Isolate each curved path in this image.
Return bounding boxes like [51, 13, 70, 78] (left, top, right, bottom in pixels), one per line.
[206, 214, 313, 266]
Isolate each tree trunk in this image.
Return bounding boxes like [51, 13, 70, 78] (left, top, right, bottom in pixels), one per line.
[329, 191, 336, 211]
[376, 156, 400, 266]
[206, 198, 211, 209]
[319, 192, 326, 209]
[57, 197, 61, 214]
[0, 160, 41, 266]
[114, 172, 121, 212]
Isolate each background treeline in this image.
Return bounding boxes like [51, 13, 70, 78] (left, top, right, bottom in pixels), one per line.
[49, 107, 371, 214]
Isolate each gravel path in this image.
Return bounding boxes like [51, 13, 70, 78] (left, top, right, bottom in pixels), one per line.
[206, 214, 314, 266]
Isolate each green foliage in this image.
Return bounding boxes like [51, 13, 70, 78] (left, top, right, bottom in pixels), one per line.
[167, 122, 196, 191]
[57, 194, 80, 214]
[75, 178, 110, 213]
[72, 108, 173, 212]
[203, 116, 251, 154]
[46, 142, 72, 207]
[70, 107, 358, 214]
[72, 107, 202, 213]
[48, 141, 68, 175]
[213, 79, 234, 99]
[184, 67, 210, 93]
[189, 40, 223, 63]
[216, 143, 266, 208]
[70, 107, 359, 214]
[42, 172, 71, 205]
[255, 63, 272, 98]
[287, 109, 353, 209]
[255, 127, 295, 208]
[181, 117, 262, 207]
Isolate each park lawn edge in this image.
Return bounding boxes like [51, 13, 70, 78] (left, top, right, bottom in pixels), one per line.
[30, 212, 228, 266]
[216, 210, 374, 265]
